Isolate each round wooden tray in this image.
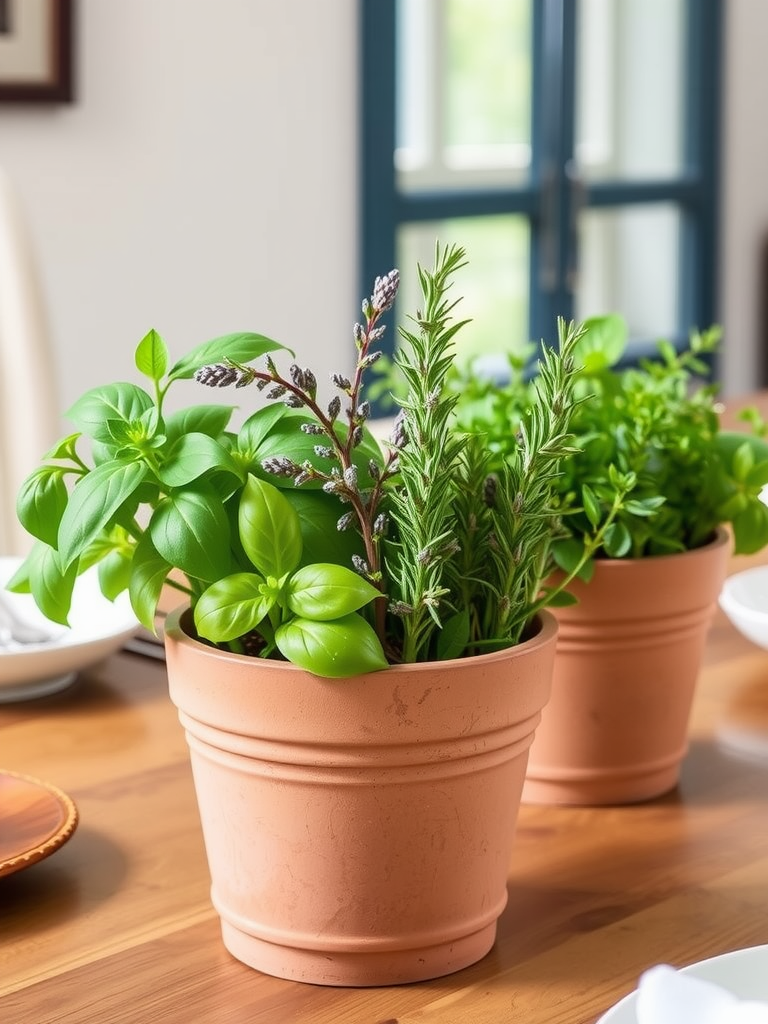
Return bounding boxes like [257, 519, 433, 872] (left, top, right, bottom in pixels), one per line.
[0, 770, 79, 878]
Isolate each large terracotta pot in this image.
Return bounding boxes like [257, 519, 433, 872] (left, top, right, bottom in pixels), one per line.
[164, 608, 558, 986]
[522, 529, 730, 806]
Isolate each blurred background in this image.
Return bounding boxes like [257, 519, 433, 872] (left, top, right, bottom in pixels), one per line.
[0, 0, 766, 546]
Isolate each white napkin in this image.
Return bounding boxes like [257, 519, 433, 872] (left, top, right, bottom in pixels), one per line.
[636, 965, 768, 1023]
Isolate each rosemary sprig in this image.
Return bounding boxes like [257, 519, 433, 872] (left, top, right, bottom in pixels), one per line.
[386, 242, 470, 663]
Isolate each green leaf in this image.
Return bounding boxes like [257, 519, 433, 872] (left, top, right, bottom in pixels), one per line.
[16, 467, 69, 546]
[239, 476, 302, 578]
[98, 549, 133, 600]
[551, 537, 587, 575]
[289, 490, 366, 567]
[128, 533, 172, 632]
[10, 543, 79, 625]
[604, 521, 632, 558]
[66, 383, 154, 443]
[731, 499, 768, 555]
[194, 573, 273, 642]
[581, 483, 601, 528]
[156, 433, 243, 488]
[275, 614, 388, 677]
[544, 588, 579, 607]
[287, 563, 380, 620]
[43, 432, 82, 461]
[573, 314, 627, 373]
[164, 405, 234, 443]
[149, 485, 231, 582]
[623, 498, 663, 517]
[731, 440, 755, 483]
[58, 459, 149, 569]
[167, 332, 290, 382]
[436, 609, 470, 660]
[134, 328, 169, 382]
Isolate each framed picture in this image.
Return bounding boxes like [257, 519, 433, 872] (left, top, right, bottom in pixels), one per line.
[0, 0, 73, 102]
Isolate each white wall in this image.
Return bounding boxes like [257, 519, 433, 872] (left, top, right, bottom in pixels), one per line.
[0, 0, 765, 428]
[0, 0, 359, 432]
[719, 0, 768, 396]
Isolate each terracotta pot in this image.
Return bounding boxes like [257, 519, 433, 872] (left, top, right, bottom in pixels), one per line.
[164, 609, 557, 986]
[522, 529, 730, 806]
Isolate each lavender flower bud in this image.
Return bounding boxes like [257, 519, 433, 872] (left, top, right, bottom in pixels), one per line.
[327, 395, 341, 420]
[350, 426, 363, 448]
[289, 364, 306, 389]
[343, 465, 359, 489]
[389, 410, 407, 449]
[322, 479, 345, 495]
[262, 456, 301, 477]
[336, 511, 355, 532]
[331, 373, 351, 391]
[368, 460, 380, 481]
[284, 393, 304, 408]
[195, 364, 239, 388]
[314, 445, 335, 459]
[388, 600, 414, 616]
[359, 350, 383, 370]
[417, 546, 433, 566]
[353, 323, 365, 347]
[373, 513, 387, 537]
[371, 269, 400, 313]
[300, 422, 326, 435]
[266, 385, 287, 400]
[356, 401, 371, 421]
[351, 554, 369, 575]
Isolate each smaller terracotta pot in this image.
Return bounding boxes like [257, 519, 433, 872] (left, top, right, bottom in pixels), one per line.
[522, 529, 730, 806]
[165, 610, 557, 986]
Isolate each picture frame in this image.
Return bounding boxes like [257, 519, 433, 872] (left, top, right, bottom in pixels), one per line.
[0, 0, 74, 103]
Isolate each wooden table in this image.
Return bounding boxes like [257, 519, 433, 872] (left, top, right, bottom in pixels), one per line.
[1, 553, 768, 1024]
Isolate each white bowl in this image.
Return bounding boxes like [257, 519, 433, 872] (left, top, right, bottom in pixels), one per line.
[719, 566, 768, 651]
[597, 945, 768, 1022]
[0, 556, 139, 701]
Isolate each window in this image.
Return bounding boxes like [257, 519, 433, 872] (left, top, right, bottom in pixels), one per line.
[359, 0, 722, 369]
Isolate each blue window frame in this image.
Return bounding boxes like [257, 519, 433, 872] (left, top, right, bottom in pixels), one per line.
[359, 0, 723, 365]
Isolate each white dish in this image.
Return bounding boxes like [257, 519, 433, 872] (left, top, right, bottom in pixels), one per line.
[0, 556, 138, 701]
[720, 566, 768, 650]
[597, 946, 768, 1022]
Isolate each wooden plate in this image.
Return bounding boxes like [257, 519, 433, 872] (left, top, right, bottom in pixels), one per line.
[0, 770, 78, 878]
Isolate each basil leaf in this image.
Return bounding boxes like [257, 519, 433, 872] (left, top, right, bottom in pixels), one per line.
[275, 614, 388, 677]
[238, 476, 302, 578]
[16, 467, 69, 546]
[66, 383, 154, 443]
[58, 459, 149, 569]
[287, 563, 380, 620]
[128, 533, 172, 632]
[149, 485, 231, 583]
[167, 332, 290, 382]
[156, 433, 243, 488]
[134, 328, 169, 382]
[164, 405, 234, 443]
[194, 573, 273, 643]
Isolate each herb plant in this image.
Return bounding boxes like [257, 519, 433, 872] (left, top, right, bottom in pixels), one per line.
[11, 244, 586, 677]
[453, 313, 768, 578]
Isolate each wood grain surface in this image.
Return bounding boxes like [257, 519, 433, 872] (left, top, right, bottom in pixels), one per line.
[1, 547, 767, 1024]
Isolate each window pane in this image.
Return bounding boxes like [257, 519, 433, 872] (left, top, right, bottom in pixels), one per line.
[575, 205, 680, 338]
[396, 0, 533, 190]
[396, 218, 530, 365]
[575, 0, 685, 181]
